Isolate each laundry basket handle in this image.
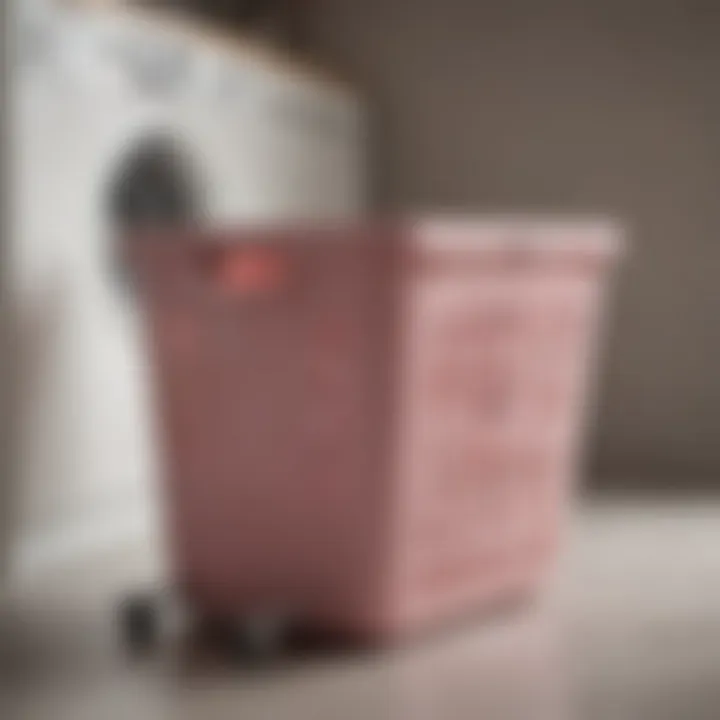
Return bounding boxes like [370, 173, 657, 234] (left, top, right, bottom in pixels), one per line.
[200, 245, 289, 299]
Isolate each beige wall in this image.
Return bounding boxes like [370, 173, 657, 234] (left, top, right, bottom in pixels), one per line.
[2, 1, 18, 584]
[306, 0, 720, 488]
[1, 0, 11, 583]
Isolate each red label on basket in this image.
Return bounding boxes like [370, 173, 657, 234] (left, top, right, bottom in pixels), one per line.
[216, 250, 287, 296]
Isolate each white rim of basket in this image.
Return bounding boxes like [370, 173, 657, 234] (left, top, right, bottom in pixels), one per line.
[411, 216, 624, 257]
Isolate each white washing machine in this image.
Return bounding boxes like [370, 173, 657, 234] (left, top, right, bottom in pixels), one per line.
[10, 0, 366, 578]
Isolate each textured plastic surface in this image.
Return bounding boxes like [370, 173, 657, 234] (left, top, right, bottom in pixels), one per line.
[128, 219, 620, 640]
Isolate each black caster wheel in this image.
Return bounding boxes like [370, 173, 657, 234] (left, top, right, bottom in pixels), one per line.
[202, 613, 290, 665]
[118, 593, 159, 654]
[240, 614, 290, 660]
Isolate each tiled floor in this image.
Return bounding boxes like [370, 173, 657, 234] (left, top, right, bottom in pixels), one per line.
[3, 497, 720, 720]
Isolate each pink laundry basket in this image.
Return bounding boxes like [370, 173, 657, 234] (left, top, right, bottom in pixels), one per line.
[127, 217, 621, 643]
